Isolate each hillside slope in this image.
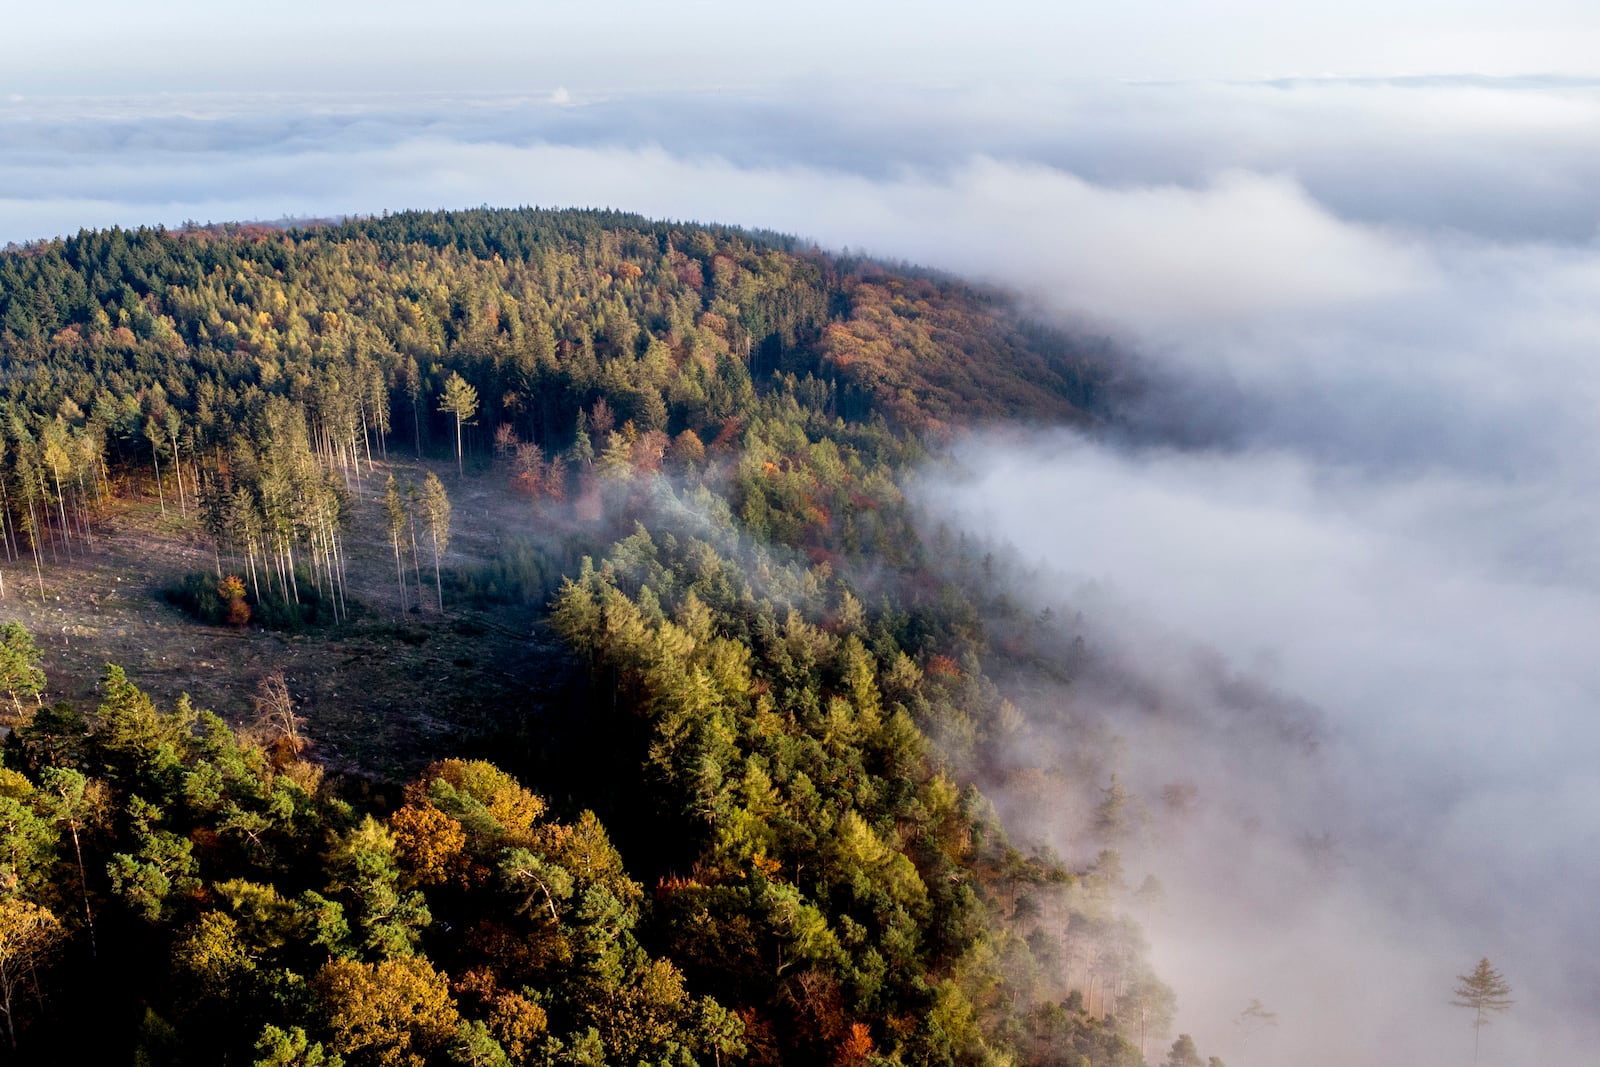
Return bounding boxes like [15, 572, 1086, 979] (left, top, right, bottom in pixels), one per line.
[0, 210, 1205, 1067]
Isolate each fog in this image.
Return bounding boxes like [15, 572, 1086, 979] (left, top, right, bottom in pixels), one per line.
[5, 70, 1600, 1064]
[896, 88, 1600, 1064]
[921, 432, 1600, 1064]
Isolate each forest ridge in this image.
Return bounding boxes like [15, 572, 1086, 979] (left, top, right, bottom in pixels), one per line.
[0, 208, 1220, 1067]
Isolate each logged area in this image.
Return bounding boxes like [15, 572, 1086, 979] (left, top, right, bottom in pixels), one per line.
[0, 209, 1196, 1067]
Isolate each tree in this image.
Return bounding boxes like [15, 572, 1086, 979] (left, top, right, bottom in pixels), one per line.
[327, 816, 431, 959]
[384, 475, 408, 615]
[1121, 975, 1176, 1059]
[1163, 1033, 1204, 1067]
[314, 955, 460, 1067]
[403, 356, 425, 459]
[1453, 957, 1513, 1065]
[253, 1025, 344, 1067]
[0, 898, 64, 1049]
[439, 372, 479, 478]
[252, 668, 305, 763]
[144, 415, 167, 517]
[0, 622, 45, 714]
[420, 473, 450, 613]
[219, 574, 251, 626]
[40, 766, 105, 957]
[1234, 998, 1277, 1049]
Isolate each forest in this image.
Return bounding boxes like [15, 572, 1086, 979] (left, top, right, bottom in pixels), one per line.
[0, 208, 1223, 1066]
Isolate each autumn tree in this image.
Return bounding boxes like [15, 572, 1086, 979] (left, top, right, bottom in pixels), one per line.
[219, 574, 251, 626]
[314, 955, 461, 1067]
[0, 898, 64, 1049]
[1453, 957, 1513, 1065]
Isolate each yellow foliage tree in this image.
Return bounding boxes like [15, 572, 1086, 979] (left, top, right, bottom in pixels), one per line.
[314, 955, 461, 1067]
[0, 898, 64, 1050]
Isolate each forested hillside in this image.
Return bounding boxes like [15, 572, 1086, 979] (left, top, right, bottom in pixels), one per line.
[0, 209, 1214, 1066]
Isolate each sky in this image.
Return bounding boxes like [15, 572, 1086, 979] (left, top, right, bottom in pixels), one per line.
[5, 4, 1600, 1064]
[8, 0, 1600, 94]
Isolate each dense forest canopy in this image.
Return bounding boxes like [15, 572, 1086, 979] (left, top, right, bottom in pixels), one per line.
[0, 208, 1218, 1067]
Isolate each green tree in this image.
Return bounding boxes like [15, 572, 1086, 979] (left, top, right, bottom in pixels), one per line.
[1163, 1033, 1204, 1067]
[0, 623, 45, 714]
[0, 792, 57, 897]
[40, 767, 105, 956]
[327, 816, 431, 959]
[254, 1025, 345, 1067]
[1453, 957, 1513, 1065]
[439, 372, 479, 478]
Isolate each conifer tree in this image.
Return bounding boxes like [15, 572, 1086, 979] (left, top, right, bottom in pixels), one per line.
[421, 473, 451, 613]
[439, 372, 479, 478]
[1453, 958, 1512, 1065]
[384, 474, 409, 615]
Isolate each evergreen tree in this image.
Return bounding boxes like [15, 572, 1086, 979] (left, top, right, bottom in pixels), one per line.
[439, 373, 479, 479]
[420, 473, 451, 613]
[1453, 958, 1513, 1066]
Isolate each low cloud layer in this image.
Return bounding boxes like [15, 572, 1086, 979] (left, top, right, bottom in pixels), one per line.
[7, 79, 1600, 245]
[921, 433, 1600, 1064]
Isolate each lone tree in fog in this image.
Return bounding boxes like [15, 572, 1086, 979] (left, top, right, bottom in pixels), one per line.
[1452, 957, 1513, 1065]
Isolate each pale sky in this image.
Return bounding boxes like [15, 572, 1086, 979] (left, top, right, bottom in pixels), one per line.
[6, 0, 1600, 94]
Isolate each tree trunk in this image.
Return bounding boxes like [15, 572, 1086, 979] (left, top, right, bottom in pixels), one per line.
[392, 537, 407, 615]
[151, 443, 166, 517]
[68, 821, 95, 958]
[168, 434, 186, 519]
[432, 531, 444, 613]
[51, 470, 71, 560]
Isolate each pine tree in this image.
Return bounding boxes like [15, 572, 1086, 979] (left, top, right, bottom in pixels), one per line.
[421, 473, 451, 613]
[439, 372, 479, 478]
[384, 475, 409, 615]
[1453, 958, 1512, 1065]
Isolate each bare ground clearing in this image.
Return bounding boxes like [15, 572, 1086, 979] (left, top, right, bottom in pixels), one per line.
[0, 457, 585, 781]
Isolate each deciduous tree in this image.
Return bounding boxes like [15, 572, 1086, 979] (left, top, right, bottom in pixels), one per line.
[0, 898, 63, 1049]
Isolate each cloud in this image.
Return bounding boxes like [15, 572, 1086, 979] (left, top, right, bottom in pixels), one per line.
[918, 429, 1600, 1064]
[8, 79, 1600, 245]
[884, 87, 1600, 1063]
